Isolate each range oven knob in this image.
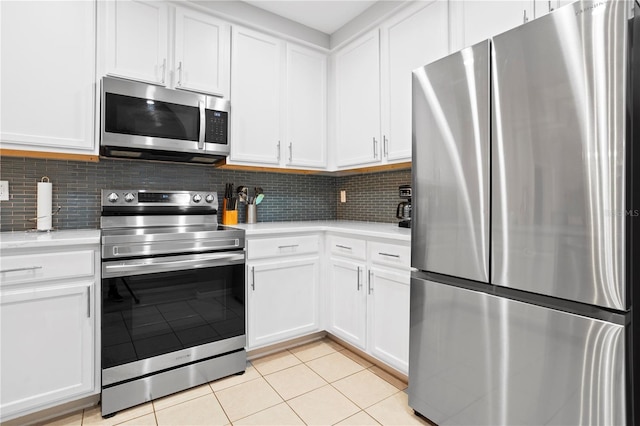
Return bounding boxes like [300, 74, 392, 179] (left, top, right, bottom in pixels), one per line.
[193, 194, 202, 203]
[124, 193, 135, 202]
[107, 192, 119, 203]
[205, 194, 214, 203]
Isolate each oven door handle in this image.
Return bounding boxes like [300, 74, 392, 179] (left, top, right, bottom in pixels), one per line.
[102, 252, 245, 278]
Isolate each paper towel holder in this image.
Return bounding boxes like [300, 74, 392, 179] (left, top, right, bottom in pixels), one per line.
[28, 176, 61, 232]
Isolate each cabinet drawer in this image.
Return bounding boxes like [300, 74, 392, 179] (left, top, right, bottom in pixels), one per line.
[247, 235, 319, 260]
[369, 241, 410, 269]
[328, 235, 366, 260]
[0, 250, 95, 286]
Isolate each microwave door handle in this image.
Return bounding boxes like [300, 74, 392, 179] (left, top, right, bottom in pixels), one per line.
[198, 101, 205, 150]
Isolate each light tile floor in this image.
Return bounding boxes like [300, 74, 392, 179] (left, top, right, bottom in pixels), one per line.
[41, 338, 432, 426]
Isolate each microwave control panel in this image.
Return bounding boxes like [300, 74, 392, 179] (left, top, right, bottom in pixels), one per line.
[205, 110, 228, 145]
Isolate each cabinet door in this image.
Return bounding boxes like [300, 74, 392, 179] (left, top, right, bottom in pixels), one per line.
[380, 1, 449, 162]
[0, 0, 95, 153]
[452, 1, 533, 49]
[368, 267, 410, 374]
[534, 0, 575, 18]
[174, 7, 230, 97]
[285, 44, 327, 169]
[0, 282, 95, 418]
[334, 30, 381, 168]
[327, 258, 367, 350]
[247, 257, 319, 349]
[230, 27, 283, 165]
[106, 0, 168, 85]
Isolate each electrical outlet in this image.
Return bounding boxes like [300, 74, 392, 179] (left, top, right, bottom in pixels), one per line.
[340, 190, 346, 203]
[0, 181, 9, 201]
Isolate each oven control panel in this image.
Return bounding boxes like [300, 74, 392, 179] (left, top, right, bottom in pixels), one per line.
[101, 190, 218, 208]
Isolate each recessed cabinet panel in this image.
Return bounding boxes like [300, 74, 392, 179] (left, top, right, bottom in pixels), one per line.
[248, 257, 320, 349]
[106, 0, 168, 84]
[0, 282, 94, 417]
[0, 0, 95, 153]
[285, 44, 327, 168]
[174, 8, 230, 96]
[335, 30, 381, 168]
[381, 1, 449, 162]
[328, 257, 367, 349]
[369, 267, 410, 374]
[230, 27, 282, 165]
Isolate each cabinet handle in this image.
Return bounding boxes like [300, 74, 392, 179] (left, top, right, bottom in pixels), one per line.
[335, 244, 352, 250]
[368, 270, 373, 294]
[383, 135, 388, 157]
[277, 141, 281, 161]
[379, 252, 400, 258]
[372, 137, 378, 158]
[278, 244, 299, 249]
[289, 142, 293, 163]
[161, 58, 166, 84]
[251, 266, 255, 291]
[0, 266, 42, 273]
[356, 266, 361, 290]
[87, 286, 91, 318]
[523, 9, 529, 23]
[177, 61, 183, 86]
[548, 1, 554, 12]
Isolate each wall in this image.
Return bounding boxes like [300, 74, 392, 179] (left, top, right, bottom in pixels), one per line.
[0, 157, 337, 231]
[336, 169, 411, 223]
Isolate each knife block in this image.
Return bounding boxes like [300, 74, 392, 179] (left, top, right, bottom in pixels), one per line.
[222, 205, 238, 225]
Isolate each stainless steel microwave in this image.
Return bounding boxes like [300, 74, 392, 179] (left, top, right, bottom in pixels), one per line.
[100, 77, 230, 164]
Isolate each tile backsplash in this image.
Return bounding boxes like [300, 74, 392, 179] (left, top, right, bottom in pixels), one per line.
[0, 156, 411, 231]
[336, 169, 412, 224]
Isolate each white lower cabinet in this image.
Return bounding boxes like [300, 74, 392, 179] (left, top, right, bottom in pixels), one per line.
[326, 235, 411, 374]
[368, 266, 410, 373]
[246, 235, 321, 350]
[327, 257, 367, 350]
[0, 282, 95, 417]
[0, 241, 100, 423]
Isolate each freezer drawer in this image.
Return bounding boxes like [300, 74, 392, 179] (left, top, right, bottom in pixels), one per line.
[491, 0, 627, 310]
[408, 277, 626, 426]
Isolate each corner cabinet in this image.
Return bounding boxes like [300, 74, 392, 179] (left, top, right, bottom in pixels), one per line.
[0, 241, 100, 423]
[229, 26, 327, 170]
[102, 0, 230, 97]
[326, 235, 411, 374]
[0, 0, 96, 155]
[246, 235, 321, 349]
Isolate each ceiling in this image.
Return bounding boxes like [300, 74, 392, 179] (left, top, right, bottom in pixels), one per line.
[243, 0, 377, 34]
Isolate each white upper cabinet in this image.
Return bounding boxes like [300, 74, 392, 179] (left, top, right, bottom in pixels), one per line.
[230, 26, 283, 165]
[0, 0, 95, 154]
[105, 0, 169, 85]
[334, 30, 381, 168]
[534, 0, 574, 18]
[103, 1, 230, 97]
[380, 0, 449, 162]
[450, 1, 533, 51]
[173, 8, 230, 96]
[285, 44, 328, 169]
[229, 27, 327, 169]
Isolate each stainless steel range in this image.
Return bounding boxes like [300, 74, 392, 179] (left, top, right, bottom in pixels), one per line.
[99, 189, 246, 418]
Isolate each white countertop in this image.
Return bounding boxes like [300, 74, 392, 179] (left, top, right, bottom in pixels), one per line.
[0, 229, 101, 250]
[232, 220, 411, 242]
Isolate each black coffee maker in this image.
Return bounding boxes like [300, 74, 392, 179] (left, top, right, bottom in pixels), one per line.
[396, 185, 411, 228]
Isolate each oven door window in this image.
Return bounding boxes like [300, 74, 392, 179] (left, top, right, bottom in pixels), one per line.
[102, 263, 244, 369]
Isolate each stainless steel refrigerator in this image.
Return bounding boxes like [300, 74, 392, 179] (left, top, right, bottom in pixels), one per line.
[409, 1, 638, 425]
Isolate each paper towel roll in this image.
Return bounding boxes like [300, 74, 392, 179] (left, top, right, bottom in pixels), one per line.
[37, 177, 52, 231]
